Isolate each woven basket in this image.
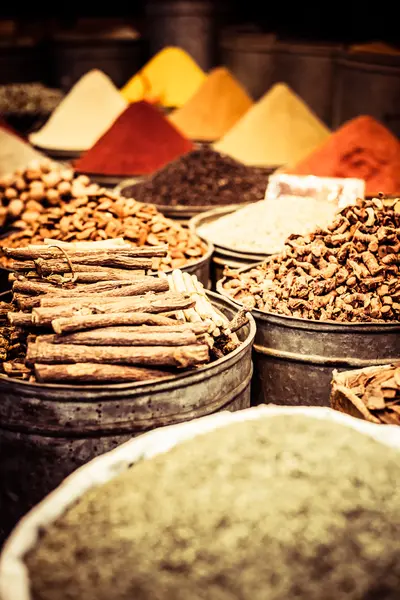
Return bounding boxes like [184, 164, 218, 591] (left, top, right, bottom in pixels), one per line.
[1, 404, 400, 600]
[331, 365, 397, 424]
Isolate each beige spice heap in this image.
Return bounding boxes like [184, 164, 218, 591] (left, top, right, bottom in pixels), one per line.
[29, 70, 127, 153]
[223, 197, 400, 322]
[0, 160, 207, 271]
[26, 414, 400, 600]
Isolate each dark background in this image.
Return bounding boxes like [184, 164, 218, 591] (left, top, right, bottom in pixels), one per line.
[0, 2, 397, 44]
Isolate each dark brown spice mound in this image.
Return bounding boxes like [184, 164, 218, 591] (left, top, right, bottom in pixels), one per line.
[26, 414, 400, 600]
[223, 197, 400, 322]
[121, 147, 272, 207]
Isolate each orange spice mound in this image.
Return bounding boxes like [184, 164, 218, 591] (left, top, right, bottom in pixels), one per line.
[287, 116, 400, 196]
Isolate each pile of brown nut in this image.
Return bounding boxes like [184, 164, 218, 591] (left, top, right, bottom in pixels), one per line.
[223, 197, 400, 322]
[0, 161, 207, 271]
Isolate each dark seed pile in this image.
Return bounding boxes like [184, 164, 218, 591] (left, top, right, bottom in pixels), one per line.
[0, 84, 63, 133]
[122, 147, 272, 207]
[26, 414, 400, 600]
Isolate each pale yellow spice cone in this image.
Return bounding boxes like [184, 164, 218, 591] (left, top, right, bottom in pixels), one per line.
[214, 83, 330, 167]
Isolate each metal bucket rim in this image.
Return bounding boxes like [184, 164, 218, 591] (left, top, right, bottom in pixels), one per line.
[0, 290, 256, 393]
[216, 261, 400, 331]
[190, 205, 274, 260]
[338, 50, 400, 69]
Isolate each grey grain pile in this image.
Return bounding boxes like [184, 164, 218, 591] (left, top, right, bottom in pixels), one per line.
[26, 415, 400, 600]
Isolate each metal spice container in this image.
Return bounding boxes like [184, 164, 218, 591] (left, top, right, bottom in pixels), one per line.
[218, 197, 400, 407]
[190, 205, 271, 289]
[0, 291, 255, 543]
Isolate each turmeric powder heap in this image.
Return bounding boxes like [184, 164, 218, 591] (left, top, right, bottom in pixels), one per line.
[214, 83, 330, 167]
[287, 116, 400, 196]
[169, 67, 253, 141]
[223, 197, 400, 323]
[121, 47, 206, 108]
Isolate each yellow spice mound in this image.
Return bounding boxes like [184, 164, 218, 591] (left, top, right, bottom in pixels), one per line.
[214, 83, 330, 167]
[121, 47, 206, 108]
[169, 67, 253, 141]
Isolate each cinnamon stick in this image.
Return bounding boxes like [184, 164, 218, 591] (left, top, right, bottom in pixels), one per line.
[32, 295, 196, 326]
[52, 313, 186, 334]
[46, 270, 147, 284]
[53, 318, 209, 336]
[34, 363, 172, 384]
[7, 312, 34, 327]
[40, 328, 198, 346]
[14, 295, 42, 310]
[10, 260, 148, 280]
[26, 341, 209, 368]
[4, 245, 168, 261]
[37, 292, 194, 310]
[12, 276, 169, 297]
[35, 256, 153, 274]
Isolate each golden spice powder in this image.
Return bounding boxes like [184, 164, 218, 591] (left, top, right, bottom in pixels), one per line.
[169, 67, 253, 141]
[121, 46, 206, 108]
[214, 83, 330, 167]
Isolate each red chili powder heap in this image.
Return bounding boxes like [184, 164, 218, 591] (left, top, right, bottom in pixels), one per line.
[75, 101, 194, 177]
[288, 115, 400, 196]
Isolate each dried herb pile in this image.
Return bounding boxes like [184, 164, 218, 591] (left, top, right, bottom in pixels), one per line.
[333, 364, 400, 425]
[122, 147, 271, 207]
[223, 197, 400, 322]
[1, 242, 246, 384]
[0, 161, 207, 271]
[26, 414, 400, 600]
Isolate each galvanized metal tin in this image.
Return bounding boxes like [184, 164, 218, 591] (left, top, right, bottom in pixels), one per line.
[0, 291, 255, 542]
[217, 264, 400, 408]
[190, 206, 271, 288]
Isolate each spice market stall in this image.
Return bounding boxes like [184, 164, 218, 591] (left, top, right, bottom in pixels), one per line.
[219, 197, 400, 406]
[0, 239, 255, 542]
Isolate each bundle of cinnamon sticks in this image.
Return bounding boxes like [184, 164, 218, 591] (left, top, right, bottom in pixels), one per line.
[1, 240, 247, 384]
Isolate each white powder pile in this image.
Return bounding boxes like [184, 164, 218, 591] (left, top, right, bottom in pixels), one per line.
[0, 126, 45, 176]
[198, 196, 338, 254]
[29, 70, 127, 152]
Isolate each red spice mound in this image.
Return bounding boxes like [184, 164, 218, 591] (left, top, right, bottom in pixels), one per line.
[75, 101, 194, 177]
[288, 115, 400, 196]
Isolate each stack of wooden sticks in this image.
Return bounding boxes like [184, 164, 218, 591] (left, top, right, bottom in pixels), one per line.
[2, 240, 246, 384]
